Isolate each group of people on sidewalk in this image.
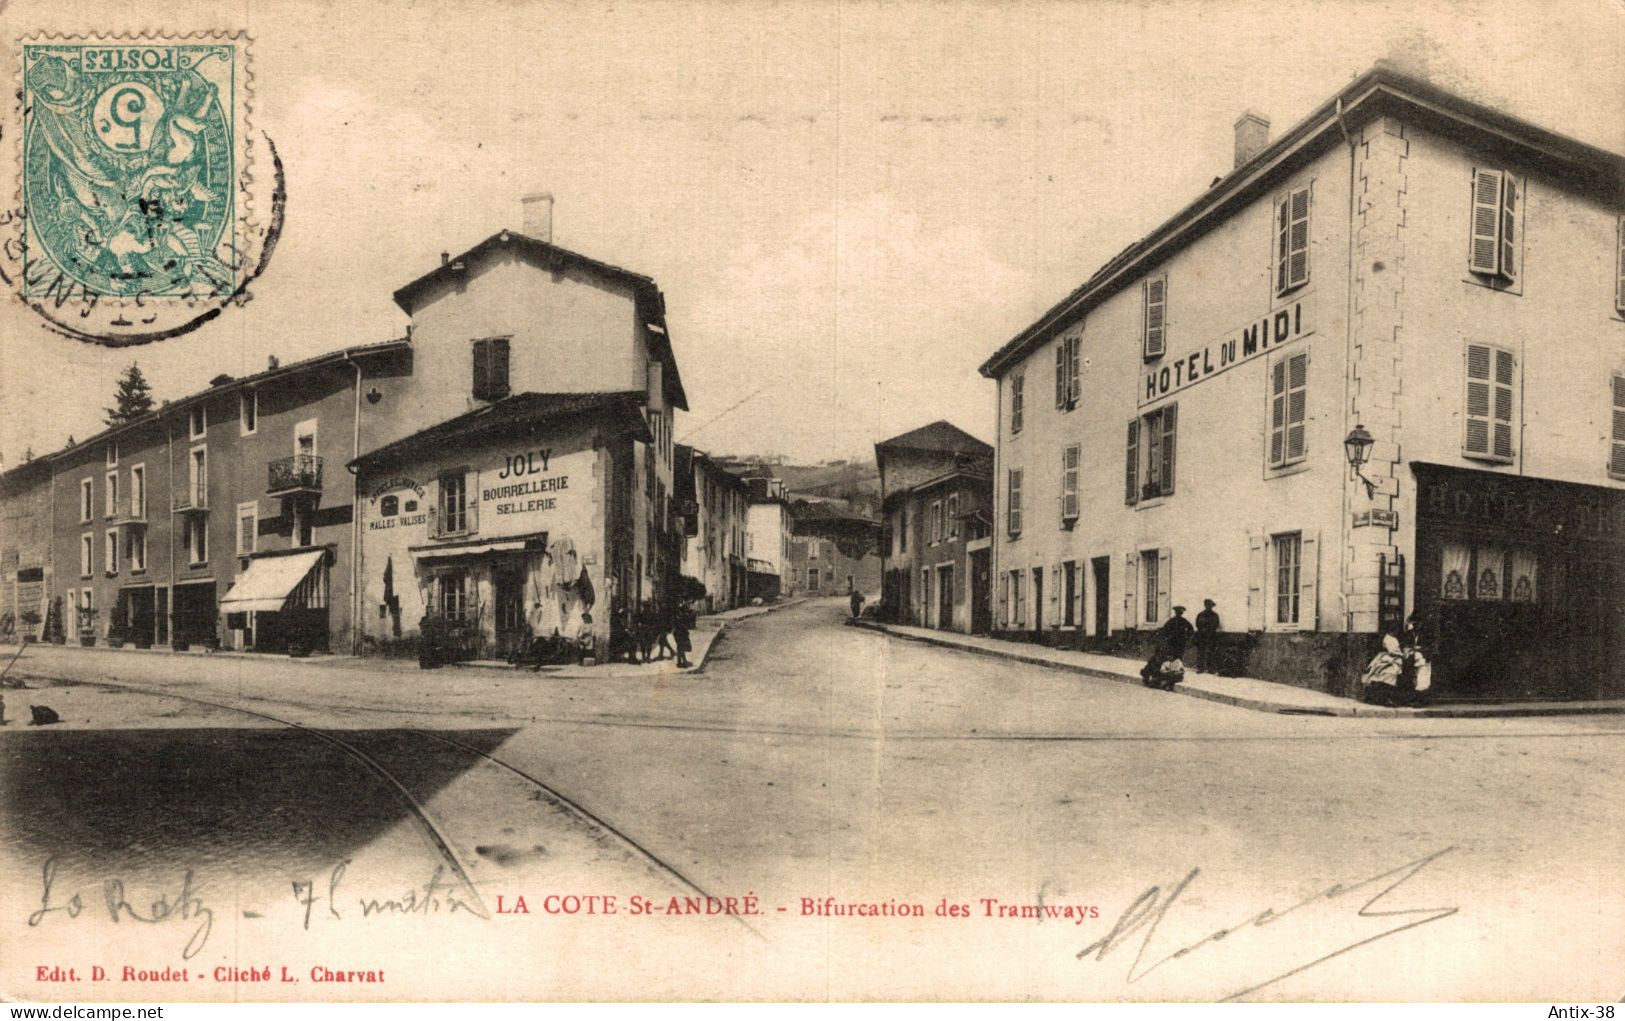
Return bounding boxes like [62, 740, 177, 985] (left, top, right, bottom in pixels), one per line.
[1138, 599, 1223, 690]
[609, 597, 696, 669]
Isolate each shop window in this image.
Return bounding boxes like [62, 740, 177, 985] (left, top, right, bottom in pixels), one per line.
[1464, 343, 1516, 462]
[1442, 543, 1538, 603]
[1143, 275, 1167, 360]
[472, 337, 511, 401]
[1010, 372, 1025, 435]
[1125, 403, 1178, 504]
[1275, 185, 1310, 296]
[1273, 532, 1301, 625]
[1268, 351, 1309, 468]
[1469, 168, 1519, 282]
[439, 572, 468, 621]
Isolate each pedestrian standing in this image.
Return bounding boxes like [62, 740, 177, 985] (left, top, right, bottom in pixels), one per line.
[849, 589, 865, 621]
[673, 604, 694, 668]
[1140, 606, 1195, 689]
[1194, 599, 1221, 673]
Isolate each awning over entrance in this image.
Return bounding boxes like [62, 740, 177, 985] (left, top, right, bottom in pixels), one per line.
[220, 550, 326, 613]
[408, 532, 547, 562]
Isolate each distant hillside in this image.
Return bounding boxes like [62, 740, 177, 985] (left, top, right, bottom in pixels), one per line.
[716, 456, 882, 517]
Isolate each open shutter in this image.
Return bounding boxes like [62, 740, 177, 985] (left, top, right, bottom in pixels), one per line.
[1075, 565, 1087, 632]
[1287, 352, 1308, 462]
[1493, 349, 1515, 460]
[1276, 196, 1291, 294]
[1499, 176, 1517, 281]
[1160, 404, 1178, 495]
[1464, 343, 1493, 457]
[1299, 529, 1320, 629]
[1269, 359, 1287, 466]
[1470, 169, 1503, 276]
[1616, 217, 1625, 314]
[491, 338, 511, 399]
[1125, 419, 1139, 505]
[1068, 338, 1082, 405]
[1246, 532, 1266, 630]
[1277, 187, 1310, 293]
[1156, 548, 1172, 625]
[1055, 343, 1067, 408]
[999, 572, 1010, 625]
[1610, 375, 1625, 478]
[472, 340, 490, 400]
[1123, 553, 1138, 631]
[1144, 277, 1166, 359]
[1050, 565, 1060, 614]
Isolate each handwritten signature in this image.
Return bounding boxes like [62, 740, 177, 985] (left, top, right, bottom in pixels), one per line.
[1077, 847, 1459, 1000]
[28, 857, 214, 960]
[292, 860, 491, 928]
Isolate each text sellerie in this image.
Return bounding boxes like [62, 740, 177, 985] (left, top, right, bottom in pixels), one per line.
[1140, 297, 1312, 406]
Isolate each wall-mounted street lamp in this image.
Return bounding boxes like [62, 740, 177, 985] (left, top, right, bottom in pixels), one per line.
[1344, 423, 1377, 499]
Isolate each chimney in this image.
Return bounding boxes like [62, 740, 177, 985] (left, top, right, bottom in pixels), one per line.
[1233, 111, 1270, 168]
[522, 192, 554, 243]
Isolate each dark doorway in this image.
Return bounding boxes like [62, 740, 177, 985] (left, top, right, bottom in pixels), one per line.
[1062, 561, 1077, 626]
[970, 549, 992, 634]
[1092, 556, 1111, 642]
[494, 566, 528, 660]
[1031, 566, 1043, 633]
[171, 582, 216, 648]
[937, 565, 954, 631]
[155, 587, 169, 645]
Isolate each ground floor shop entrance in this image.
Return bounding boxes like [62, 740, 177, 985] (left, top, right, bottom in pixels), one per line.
[1412, 463, 1625, 700]
[171, 581, 217, 649]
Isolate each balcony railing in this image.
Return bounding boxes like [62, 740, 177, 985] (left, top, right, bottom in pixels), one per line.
[172, 487, 208, 512]
[112, 504, 148, 526]
[268, 455, 323, 496]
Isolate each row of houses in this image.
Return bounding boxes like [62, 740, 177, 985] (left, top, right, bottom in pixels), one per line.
[878, 63, 1625, 703]
[0, 193, 880, 659]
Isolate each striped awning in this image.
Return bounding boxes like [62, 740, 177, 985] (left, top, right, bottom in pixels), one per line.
[220, 550, 325, 613]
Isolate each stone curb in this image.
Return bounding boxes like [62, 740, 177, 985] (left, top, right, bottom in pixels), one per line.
[849, 620, 1625, 719]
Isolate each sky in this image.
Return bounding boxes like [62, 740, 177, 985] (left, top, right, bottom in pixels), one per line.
[2, 0, 1621, 466]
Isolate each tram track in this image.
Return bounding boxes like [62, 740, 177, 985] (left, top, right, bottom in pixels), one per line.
[50, 676, 764, 940]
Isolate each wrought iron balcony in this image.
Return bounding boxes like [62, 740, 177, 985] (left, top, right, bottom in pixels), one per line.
[268, 454, 323, 496]
[112, 504, 148, 527]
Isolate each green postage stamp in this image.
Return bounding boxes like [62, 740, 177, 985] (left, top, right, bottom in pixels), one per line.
[17, 33, 264, 343]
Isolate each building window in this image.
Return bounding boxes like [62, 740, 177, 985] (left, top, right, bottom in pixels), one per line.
[439, 471, 469, 534]
[189, 447, 208, 507]
[808, 567, 819, 590]
[237, 502, 258, 557]
[1469, 168, 1518, 282]
[130, 465, 145, 518]
[187, 515, 208, 565]
[472, 337, 511, 401]
[946, 493, 959, 539]
[104, 470, 118, 518]
[80, 533, 93, 578]
[131, 530, 146, 573]
[1010, 373, 1025, 435]
[1464, 343, 1516, 462]
[1011, 569, 1026, 627]
[380, 495, 399, 517]
[1268, 350, 1309, 468]
[80, 479, 93, 523]
[1141, 550, 1160, 625]
[106, 441, 118, 468]
[189, 404, 206, 439]
[104, 530, 119, 576]
[1275, 185, 1310, 295]
[1610, 375, 1625, 480]
[897, 507, 907, 554]
[929, 500, 942, 544]
[808, 539, 820, 560]
[1006, 469, 1023, 536]
[1054, 335, 1080, 410]
[1062, 560, 1078, 626]
[439, 572, 468, 621]
[1273, 532, 1302, 625]
[1125, 403, 1178, 504]
[240, 389, 258, 436]
[1616, 216, 1625, 315]
[1061, 444, 1080, 522]
[1143, 275, 1167, 360]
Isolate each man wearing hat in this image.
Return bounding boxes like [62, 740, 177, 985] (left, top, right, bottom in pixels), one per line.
[1140, 604, 1195, 689]
[1194, 599, 1221, 674]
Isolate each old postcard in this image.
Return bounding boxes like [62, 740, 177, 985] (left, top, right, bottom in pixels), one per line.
[0, 0, 1621, 1004]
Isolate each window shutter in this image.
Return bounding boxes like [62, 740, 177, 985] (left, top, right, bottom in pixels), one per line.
[1160, 404, 1178, 495]
[1470, 169, 1503, 276]
[1269, 359, 1287, 466]
[1246, 531, 1266, 630]
[1287, 352, 1308, 462]
[1493, 348, 1515, 460]
[1612, 375, 1625, 478]
[1464, 343, 1493, 457]
[1075, 566, 1087, 632]
[1056, 343, 1067, 408]
[1287, 188, 1310, 289]
[472, 340, 490, 400]
[1144, 277, 1166, 359]
[1276, 196, 1290, 294]
[1616, 217, 1625, 314]
[1499, 176, 1517, 281]
[1050, 565, 1060, 609]
[1156, 547, 1172, 624]
[1061, 444, 1079, 520]
[491, 338, 511, 399]
[1124, 419, 1139, 505]
[1068, 338, 1082, 405]
[1299, 529, 1320, 629]
[1123, 553, 1138, 631]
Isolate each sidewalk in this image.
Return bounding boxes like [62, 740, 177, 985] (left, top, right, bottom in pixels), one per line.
[853, 619, 1625, 719]
[0, 596, 812, 684]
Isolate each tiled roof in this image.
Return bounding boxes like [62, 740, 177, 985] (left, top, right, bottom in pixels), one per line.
[349, 391, 651, 470]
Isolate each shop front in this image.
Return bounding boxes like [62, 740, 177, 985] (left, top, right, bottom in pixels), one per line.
[1412, 463, 1625, 701]
[219, 547, 332, 653]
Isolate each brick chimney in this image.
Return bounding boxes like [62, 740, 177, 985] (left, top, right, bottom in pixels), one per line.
[1233, 111, 1270, 169]
[522, 192, 554, 243]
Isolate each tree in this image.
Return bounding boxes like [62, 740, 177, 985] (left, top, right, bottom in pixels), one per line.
[105, 362, 156, 426]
